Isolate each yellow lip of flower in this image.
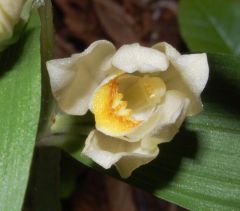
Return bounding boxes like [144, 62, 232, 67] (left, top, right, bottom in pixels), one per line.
[91, 73, 167, 136]
[92, 75, 142, 136]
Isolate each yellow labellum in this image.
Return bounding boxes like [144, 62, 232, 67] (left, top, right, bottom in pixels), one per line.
[92, 74, 166, 136]
[92, 76, 141, 135]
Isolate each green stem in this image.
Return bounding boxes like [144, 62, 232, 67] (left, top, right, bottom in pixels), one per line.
[24, 1, 62, 211]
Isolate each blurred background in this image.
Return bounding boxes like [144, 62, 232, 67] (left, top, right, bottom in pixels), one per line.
[51, 0, 187, 210]
[52, 0, 186, 57]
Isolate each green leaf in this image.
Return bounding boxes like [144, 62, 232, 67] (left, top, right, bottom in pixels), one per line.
[55, 53, 240, 210]
[0, 11, 41, 211]
[178, 0, 240, 55]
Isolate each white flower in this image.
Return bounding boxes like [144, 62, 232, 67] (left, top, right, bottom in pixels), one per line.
[47, 40, 209, 178]
[0, 0, 32, 51]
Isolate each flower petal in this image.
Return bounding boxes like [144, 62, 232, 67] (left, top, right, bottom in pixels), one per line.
[125, 90, 189, 144]
[82, 130, 159, 178]
[153, 42, 209, 115]
[152, 42, 181, 60]
[47, 40, 116, 115]
[141, 90, 190, 150]
[112, 43, 169, 73]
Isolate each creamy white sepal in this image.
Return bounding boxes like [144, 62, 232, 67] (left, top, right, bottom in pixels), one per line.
[112, 43, 169, 73]
[153, 42, 209, 115]
[82, 130, 159, 178]
[47, 40, 116, 115]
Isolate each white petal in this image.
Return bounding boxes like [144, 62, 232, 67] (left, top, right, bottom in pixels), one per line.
[82, 130, 159, 178]
[152, 42, 181, 60]
[141, 90, 190, 150]
[153, 42, 209, 115]
[47, 40, 116, 115]
[125, 90, 189, 144]
[115, 151, 158, 178]
[174, 54, 209, 102]
[112, 43, 169, 73]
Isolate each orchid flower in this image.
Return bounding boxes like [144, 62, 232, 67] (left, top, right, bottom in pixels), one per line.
[47, 40, 209, 178]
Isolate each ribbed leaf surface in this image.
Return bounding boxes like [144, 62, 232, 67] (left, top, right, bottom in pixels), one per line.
[0, 11, 41, 211]
[179, 0, 240, 55]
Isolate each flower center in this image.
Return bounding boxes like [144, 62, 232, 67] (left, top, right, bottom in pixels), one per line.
[91, 74, 166, 136]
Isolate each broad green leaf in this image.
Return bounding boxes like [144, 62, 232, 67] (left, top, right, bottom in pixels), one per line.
[53, 53, 240, 210]
[178, 0, 240, 55]
[0, 11, 41, 211]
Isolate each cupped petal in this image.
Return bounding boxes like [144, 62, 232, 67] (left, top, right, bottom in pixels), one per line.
[47, 40, 116, 115]
[141, 90, 190, 150]
[124, 90, 189, 144]
[82, 130, 159, 178]
[153, 42, 209, 115]
[112, 43, 169, 73]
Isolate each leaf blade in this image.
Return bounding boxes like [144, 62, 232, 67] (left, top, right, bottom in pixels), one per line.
[0, 11, 41, 211]
[178, 0, 240, 55]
